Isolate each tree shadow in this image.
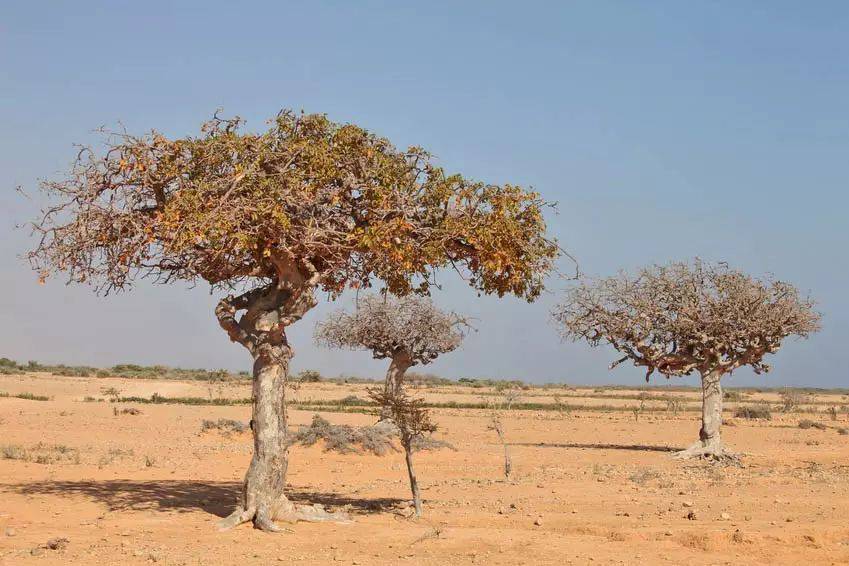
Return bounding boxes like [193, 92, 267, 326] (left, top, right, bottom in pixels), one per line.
[511, 441, 682, 453]
[6, 480, 404, 518]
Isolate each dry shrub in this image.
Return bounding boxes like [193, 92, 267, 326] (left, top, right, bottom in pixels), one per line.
[201, 419, 248, 434]
[113, 406, 141, 416]
[3, 443, 80, 464]
[290, 414, 397, 455]
[798, 419, 827, 430]
[734, 405, 772, 420]
[780, 389, 811, 412]
[411, 435, 455, 452]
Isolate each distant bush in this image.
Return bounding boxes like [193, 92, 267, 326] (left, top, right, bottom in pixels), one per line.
[838, 428, 848, 436]
[201, 418, 248, 433]
[0, 392, 50, 401]
[296, 370, 323, 383]
[780, 389, 811, 412]
[723, 390, 744, 402]
[734, 405, 772, 420]
[798, 419, 827, 430]
[113, 407, 142, 416]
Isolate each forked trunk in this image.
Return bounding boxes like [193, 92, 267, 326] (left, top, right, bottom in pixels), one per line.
[676, 369, 733, 460]
[403, 438, 422, 517]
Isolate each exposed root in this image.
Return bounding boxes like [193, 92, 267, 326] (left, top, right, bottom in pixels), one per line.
[217, 500, 351, 532]
[217, 507, 255, 531]
[673, 441, 740, 464]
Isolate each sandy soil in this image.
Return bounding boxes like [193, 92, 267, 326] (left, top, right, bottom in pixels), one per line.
[1, 373, 848, 565]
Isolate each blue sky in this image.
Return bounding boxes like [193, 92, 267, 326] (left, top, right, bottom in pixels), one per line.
[1, 1, 846, 386]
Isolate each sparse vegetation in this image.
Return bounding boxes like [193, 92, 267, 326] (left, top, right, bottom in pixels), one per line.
[486, 389, 522, 480]
[290, 414, 397, 456]
[0, 391, 50, 401]
[734, 405, 773, 420]
[798, 419, 827, 430]
[780, 389, 812, 413]
[2, 443, 80, 464]
[201, 418, 249, 434]
[113, 406, 142, 415]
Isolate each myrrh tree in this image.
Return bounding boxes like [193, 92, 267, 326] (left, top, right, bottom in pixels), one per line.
[315, 294, 467, 415]
[552, 260, 819, 460]
[315, 294, 466, 516]
[27, 110, 560, 532]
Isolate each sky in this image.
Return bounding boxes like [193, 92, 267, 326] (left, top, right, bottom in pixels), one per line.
[1, 1, 846, 387]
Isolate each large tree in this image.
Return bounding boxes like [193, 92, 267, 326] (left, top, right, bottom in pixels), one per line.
[27, 110, 560, 531]
[315, 294, 467, 516]
[552, 260, 819, 460]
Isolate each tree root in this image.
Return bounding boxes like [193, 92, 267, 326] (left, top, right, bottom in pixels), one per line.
[217, 500, 351, 532]
[673, 441, 740, 464]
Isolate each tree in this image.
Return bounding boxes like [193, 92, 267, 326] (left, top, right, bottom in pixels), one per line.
[485, 388, 522, 480]
[315, 294, 467, 516]
[368, 387, 437, 517]
[27, 110, 560, 531]
[315, 294, 468, 415]
[552, 259, 820, 460]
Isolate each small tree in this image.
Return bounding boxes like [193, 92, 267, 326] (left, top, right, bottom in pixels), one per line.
[27, 110, 559, 531]
[315, 294, 466, 516]
[486, 388, 521, 479]
[368, 387, 436, 517]
[315, 295, 468, 414]
[553, 260, 820, 459]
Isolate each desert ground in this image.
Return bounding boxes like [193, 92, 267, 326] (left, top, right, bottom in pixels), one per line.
[1, 371, 848, 565]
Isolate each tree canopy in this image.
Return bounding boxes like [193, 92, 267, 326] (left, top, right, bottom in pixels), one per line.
[29, 110, 559, 300]
[315, 294, 467, 365]
[552, 259, 820, 380]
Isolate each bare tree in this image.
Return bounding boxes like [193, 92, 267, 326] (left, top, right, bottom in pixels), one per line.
[315, 295, 468, 418]
[486, 388, 521, 479]
[315, 295, 466, 516]
[26, 110, 560, 532]
[553, 259, 820, 460]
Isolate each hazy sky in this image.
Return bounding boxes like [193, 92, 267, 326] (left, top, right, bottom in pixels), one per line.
[1, 1, 846, 387]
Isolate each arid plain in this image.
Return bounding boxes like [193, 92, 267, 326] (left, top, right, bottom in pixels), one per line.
[2, 371, 848, 565]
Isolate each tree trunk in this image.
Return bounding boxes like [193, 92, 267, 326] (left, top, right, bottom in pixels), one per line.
[403, 438, 422, 517]
[675, 369, 733, 460]
[216, 271, 349, 532]
[379, 352, 412, 421]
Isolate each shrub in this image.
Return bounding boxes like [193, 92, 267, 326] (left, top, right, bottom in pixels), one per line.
[0, 392, 50, 401]
[734, 405, 772, 420]
[290, 414, 397, 455]
[798, 419, 827, 430]
[201, 418, 248, 433]
[296, 370, 323, 383]
[779, 389, 811, 412]
[113, 407, 142, 416]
